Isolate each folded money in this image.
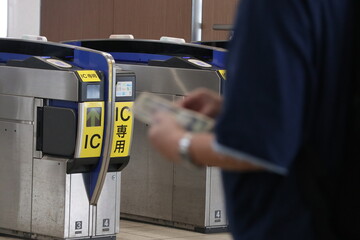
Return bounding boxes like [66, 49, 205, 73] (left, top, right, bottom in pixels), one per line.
[133, 92, 214, 132]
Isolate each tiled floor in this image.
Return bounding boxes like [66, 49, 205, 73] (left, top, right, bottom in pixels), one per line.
[117, 220, 233, 240]
[0, 220, 233, 240]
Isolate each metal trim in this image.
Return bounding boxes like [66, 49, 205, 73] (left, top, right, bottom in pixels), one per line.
[0, 118, 33, 125]
[115, 172, 121, 233]
[89, 205, 95, 236]
[74, 103, 85, 158]
[191, 0, 203, 42]
[33, 98, 43, 159]
[90, 54, 116, 205]
[64, 173, 71, 238]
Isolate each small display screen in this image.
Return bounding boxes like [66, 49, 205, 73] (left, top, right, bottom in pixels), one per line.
[87, 84, 101, 99]
[116, 81, 133, 97]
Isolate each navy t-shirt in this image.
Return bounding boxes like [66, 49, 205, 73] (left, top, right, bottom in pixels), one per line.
[213, 0, 355, 239]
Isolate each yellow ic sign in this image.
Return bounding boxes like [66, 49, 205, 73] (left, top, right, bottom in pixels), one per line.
[78, 102, 104, 158]
[77, 70, 101, 82]
[111, 102, 134, 158]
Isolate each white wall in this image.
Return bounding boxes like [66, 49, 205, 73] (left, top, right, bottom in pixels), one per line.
[0, 0, 8, 37]
[7, 0, 41, 38]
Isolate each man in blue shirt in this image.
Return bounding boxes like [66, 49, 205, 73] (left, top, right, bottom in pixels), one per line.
[148, 0, 357, 239]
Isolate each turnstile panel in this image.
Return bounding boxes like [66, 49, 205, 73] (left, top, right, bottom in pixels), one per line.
[32, 158, 70, 238]
[0, 121, 33, 232]
[121, 93, 174, 221]
[95, 172, 120, 236]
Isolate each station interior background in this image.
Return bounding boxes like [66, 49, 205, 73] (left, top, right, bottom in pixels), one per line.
[0, 0, 238, 239]
[1, 0, 238, 42]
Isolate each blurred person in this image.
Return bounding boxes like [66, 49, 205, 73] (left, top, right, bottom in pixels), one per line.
[148, 0, 358, 239]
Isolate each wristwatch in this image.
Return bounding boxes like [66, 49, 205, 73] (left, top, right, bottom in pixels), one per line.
[178, 132, 194, 165]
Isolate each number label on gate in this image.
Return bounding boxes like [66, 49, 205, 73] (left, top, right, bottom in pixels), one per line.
[111, 102, 134, 157]
[78, 102, 104, 158]
[215, 210, 222, 223]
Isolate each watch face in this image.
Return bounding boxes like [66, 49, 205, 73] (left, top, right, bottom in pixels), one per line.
[179, 133, 193, 163]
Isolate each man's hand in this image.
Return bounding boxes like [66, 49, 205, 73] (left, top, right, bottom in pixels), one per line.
[179, 88, 223, 118]
[147, 112, 265, 172]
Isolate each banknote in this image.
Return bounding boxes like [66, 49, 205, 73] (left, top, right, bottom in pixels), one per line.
[133, 92, 214, 132]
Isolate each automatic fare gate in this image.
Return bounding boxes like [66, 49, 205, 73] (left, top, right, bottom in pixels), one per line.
[65, 39, 227, 233]
[0, 38, 135, 240]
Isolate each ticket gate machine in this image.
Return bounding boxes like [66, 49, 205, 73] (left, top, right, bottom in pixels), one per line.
[0, 39, 135, 240]
[65, 39, 227, 232]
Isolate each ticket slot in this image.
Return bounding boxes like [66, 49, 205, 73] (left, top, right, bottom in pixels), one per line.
[107, 156, 130, 172]
[66, 157, 99, 174]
